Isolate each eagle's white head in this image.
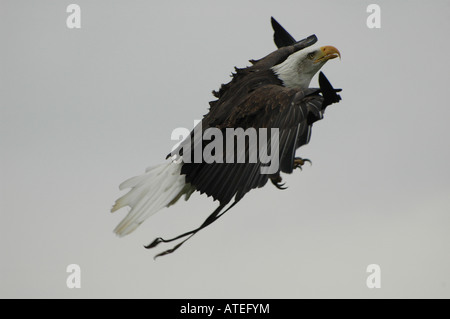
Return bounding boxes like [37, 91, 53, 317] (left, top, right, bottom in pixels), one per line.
[272, 45, 340, 89]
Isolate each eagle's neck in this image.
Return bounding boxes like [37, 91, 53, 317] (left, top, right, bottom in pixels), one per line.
[271, 51, 315, 90]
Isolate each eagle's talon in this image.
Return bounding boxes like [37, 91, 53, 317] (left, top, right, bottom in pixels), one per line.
[271, 176, 287, 190]
[276, 183, 287, 190]
[294, 157, 312, 170]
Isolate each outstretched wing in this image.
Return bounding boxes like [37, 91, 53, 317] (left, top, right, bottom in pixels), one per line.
[180, 78, 340, 205]
[271, 17, 297, 48]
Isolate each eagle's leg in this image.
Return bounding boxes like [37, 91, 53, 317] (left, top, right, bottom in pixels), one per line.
[271, 175, 287, 190]
[294, 157, 311, 170]
[145, 200, 240, 259]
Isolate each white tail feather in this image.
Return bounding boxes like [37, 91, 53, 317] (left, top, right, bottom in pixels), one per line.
[112, 161, 185, 237]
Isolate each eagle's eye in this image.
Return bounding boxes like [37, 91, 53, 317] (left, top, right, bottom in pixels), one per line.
[307, 52, 315, 60]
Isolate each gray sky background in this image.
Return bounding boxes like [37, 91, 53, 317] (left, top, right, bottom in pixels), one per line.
[1, 0, 449, 298]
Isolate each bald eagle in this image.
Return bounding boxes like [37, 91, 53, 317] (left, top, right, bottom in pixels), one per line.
[111, 17, 342, 258]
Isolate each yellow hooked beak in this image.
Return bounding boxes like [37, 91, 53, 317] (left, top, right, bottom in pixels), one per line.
[314, 46, 341, 64]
